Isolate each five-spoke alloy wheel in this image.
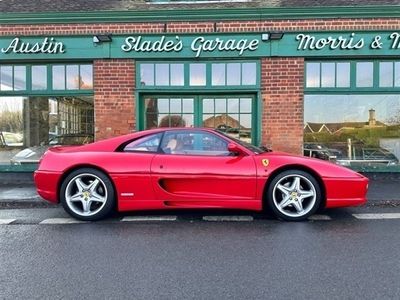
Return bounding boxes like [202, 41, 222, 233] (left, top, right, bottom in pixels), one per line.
[60, 168, 115, 221]
[267, 170, 322, 221]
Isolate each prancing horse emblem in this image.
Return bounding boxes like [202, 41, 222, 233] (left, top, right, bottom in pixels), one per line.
[262, 159, 269, 167]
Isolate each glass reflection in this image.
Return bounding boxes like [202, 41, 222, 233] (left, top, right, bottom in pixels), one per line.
[227, 63, 241, 85]
[190, 64, 206, 86]
[13, 66, 26, 91]
[52, 65, 65, 90]
[32, 66, 47, 90]
[306, 63, 320, 88]
[140, 64, 154, 86]
[242, 63, 256, 85]
[202, 97, 252, 143]
[336, 63, 350, 88]
[170, 64, 184, 86]
[356, 62, 373, 87]
[0, 96, 94, 169]
[0, 66, 13, 91]
[321, 63, 335, 87]
[379, 62, 393, 87]
[304, 94, 400, 170]
[212, 64, 225, 86]
[66, 65, 80, 90]
[80, 65, 93, 89]
[144, 97, 194, 129]
[155, 64, 169, 86]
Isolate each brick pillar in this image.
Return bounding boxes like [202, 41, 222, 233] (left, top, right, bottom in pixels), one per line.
[94, 59, 135, 140]
[261, 57, 304, 155]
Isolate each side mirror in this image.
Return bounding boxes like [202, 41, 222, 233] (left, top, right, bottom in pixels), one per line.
[228, 143, 244, 156]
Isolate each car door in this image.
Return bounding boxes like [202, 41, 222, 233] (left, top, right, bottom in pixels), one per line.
[150, 130, 257, 206]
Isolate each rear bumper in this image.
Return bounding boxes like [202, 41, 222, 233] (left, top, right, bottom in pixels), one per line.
[324, 176, 369, 208]
[34, 170, 62, 203]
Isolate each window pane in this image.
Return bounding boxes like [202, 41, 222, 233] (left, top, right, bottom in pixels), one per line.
[227, 98, 239, 113]
[336, 63, 350, 88]
[52, 65, 65, 90]
[157, 98, 169, 113]
[170, 64, 184, 86]
[227, 63, 241, 85]
[124, 133, 162, 152]
[242, 62, 256, 85]
[202, 98, 214, 113]
[182, 98, 193, 113]
[212, 63, 225, 86]
[240, 98, 252, 113]
[321, 63, 335, 87]
[155, 64, 169, 86]
[304, 94, 400, 171]
[13, 66, 26, 91]
[356, 62, 373, 87]
[66, 65, 80, 90]
[395, 62, 400, 87]
[380, 62, 393, 87]
[0, 66, 13, 91]
[190, 63, 206, 86]
[32, 66, 47, 90]
[140, 64, 154, 86]
[215, 98, 226, 113]
[306, 63, 320, 88]
[80, 65, 93, 89]
[170, 98, 181, 113]
[0, 96, 94, 170]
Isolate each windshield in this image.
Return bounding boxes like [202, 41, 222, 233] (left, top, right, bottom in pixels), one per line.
[216, 130, 268, 154]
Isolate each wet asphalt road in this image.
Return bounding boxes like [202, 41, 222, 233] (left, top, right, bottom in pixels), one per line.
[1, 207, 400, 299]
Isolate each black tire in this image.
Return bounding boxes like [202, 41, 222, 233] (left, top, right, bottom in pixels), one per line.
[60, 168, 115, 221]
[266, 169, 321, 221]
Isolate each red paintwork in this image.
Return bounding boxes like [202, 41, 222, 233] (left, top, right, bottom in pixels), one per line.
[34, 128, 368, 212]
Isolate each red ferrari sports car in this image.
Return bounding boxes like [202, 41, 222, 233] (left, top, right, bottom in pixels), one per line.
[34, 128, 368, 221]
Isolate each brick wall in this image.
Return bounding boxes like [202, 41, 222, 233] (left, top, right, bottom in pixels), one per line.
[261, 57, 304, 154]
[94, 59, 135, 140]
[1, 18, 399, 150]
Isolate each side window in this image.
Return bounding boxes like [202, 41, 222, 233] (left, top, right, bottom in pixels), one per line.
[123, 133, 162, 152]
[161, 131, 229, 156]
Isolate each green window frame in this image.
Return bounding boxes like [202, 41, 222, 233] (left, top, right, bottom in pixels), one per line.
[305, 60, 400, 93]
[0, 63, 93, 96]
[136, 60, 260, 91]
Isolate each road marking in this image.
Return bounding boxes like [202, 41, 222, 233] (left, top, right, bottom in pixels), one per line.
[308, 215, 332, 221]
[39, 218, 87, 224]
[352, 213, 400, 220]
[0, 219, 16, 225]
[203, 216, 254, 222]
[121, 216, 177, 222]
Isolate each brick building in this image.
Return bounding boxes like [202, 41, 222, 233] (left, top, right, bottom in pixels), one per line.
[0, 0, 400, 172]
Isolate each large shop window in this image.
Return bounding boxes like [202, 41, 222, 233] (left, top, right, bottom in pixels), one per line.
[138, 60, 259, 145]
[304, 60, 400, 172]
[0, 63, 94, 172]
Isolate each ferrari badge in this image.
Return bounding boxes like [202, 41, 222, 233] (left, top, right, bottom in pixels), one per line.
[261, 159, 269, 167]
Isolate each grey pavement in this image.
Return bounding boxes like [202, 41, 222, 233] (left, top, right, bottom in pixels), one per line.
[0, 172, 400, 207]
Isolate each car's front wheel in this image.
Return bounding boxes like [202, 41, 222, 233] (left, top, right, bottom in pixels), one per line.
[60, 168, 115, 221]
[267, 170, 321, 221]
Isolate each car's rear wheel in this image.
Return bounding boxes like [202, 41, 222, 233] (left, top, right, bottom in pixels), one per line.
[60, 168, 115, 221]
[267, 170, 321, 221]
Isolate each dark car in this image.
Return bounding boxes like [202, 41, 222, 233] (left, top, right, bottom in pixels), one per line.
[10, 134, 93, 165]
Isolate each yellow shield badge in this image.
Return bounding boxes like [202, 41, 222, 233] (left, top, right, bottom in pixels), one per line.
[261, 159, 269, 167]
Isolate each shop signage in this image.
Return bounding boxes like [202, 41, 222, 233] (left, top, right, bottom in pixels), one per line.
[0, 36, 108, 60]
[120, 35, 260, 58]
[1, 37, 65, 54]
[271, 31, 400, 57]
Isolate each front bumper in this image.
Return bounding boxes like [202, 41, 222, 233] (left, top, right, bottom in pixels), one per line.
[324, 176, 369, 208]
